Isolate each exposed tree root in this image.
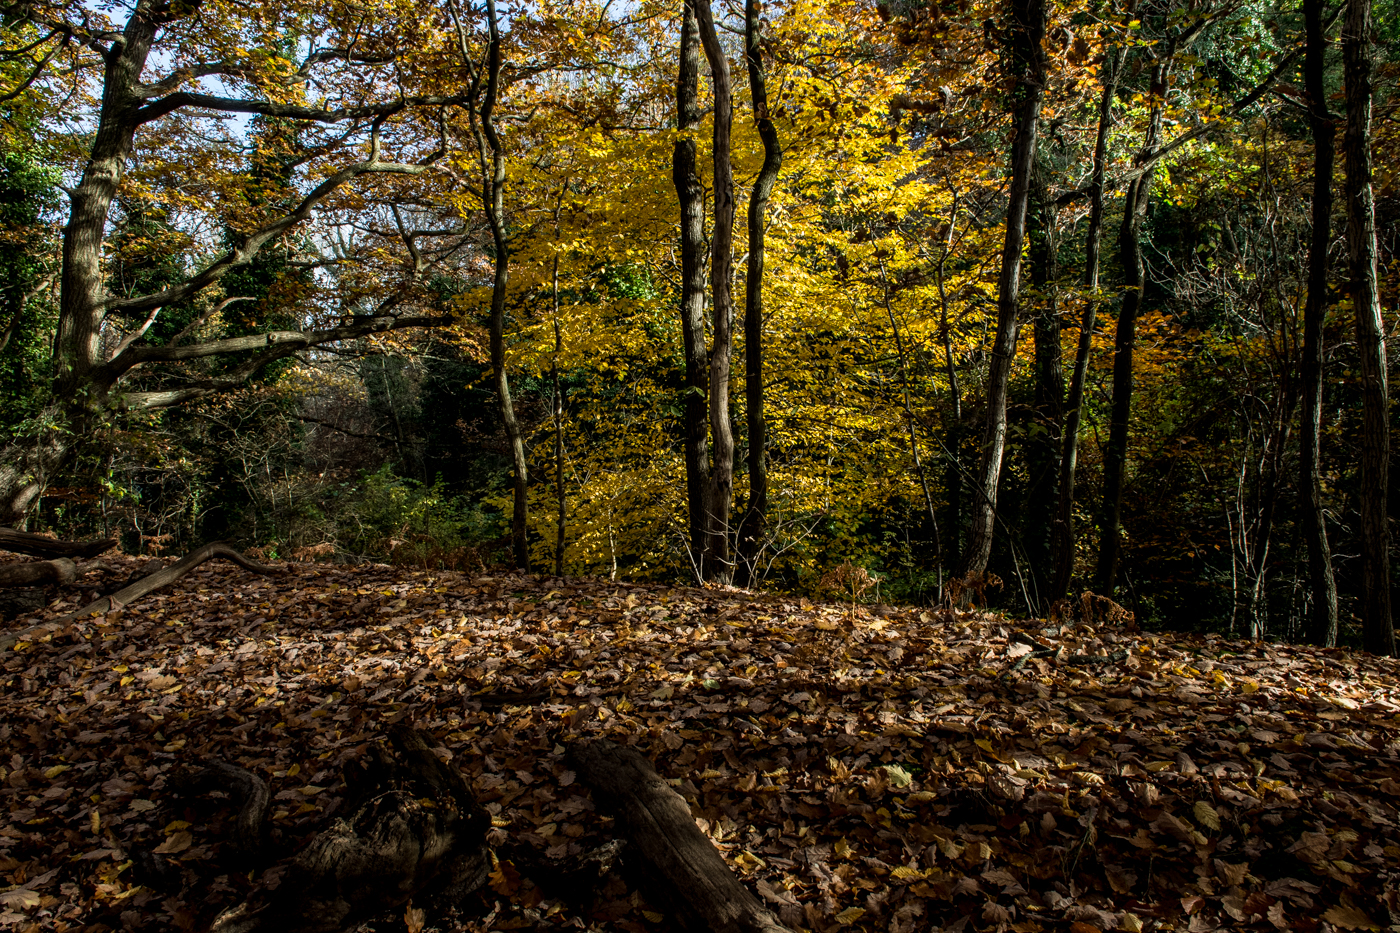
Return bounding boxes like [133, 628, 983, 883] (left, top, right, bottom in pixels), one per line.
[569, 738, 796, 933]
[60, 542, 278, 622]
[207, 726, 491, 933]
[0, 542, 279, 651]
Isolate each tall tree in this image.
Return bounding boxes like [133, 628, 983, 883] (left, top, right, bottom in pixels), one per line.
[1342, 0, 1395, 655]
[1024, 155, 1062, 603]
[1051, 41, 1125, 603]
[734, 0, 782, 588]
[693, 0, 737, 584]
[1097, 54, 1168, 595]
[959, 0, 1045, 579]
[1301, 0, 1339, 646]
[0, 0, 470, 524]
[460, 0, 528, 570]
[673, 2, 710, 578]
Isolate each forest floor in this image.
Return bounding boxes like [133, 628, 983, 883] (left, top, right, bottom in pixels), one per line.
[2, 555, 1399, 933]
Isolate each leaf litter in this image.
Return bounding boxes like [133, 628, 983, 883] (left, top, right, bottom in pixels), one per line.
[2, 555, 1400, 932]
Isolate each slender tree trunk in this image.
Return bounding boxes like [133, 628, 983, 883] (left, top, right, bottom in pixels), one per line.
[1343, 0, 1395, 655]
[474, 0, 528, 571]
[881, 262, 941, 556]
[1246, 392, 1297, 637]
[733, 0, 782, 589]
[937, 205, 964, 569]
[959, 0, 1045, 578]
[693, 0, 736, 585]
[1051, 44, 1123, 602]
[1025, 158, 1062, 602]
[1097, 61, 1167, 595]
[1302, 0, 1339, 646]
[673, 3, 710, 578]
[552, 255, 566, 577]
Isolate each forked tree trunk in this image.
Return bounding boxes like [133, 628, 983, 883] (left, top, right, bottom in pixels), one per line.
[1301, 0, 1339, 646]
[959, 0, 1045, 579]
[1342, 0, 1395, 656]
[674, 2, 711, 576]
[733, 0, 782, 589]
[694, 0, 737, 585]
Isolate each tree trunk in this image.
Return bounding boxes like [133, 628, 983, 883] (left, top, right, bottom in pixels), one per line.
[552, 255, 567, 577]
[1302, 0, 1339, 646]
[937, 204, 965, 569]
[959, 0, 1045, 578]
[694, 0, 737, 585]
[674, 2, 710, 578]
[568, 739, 795, 933]
[1097, 61, 1168, 595]
[476, 0, 529, 572]
[1024, 158, 1062, 604]
[1342, 0, 1395, 656]
[733, 0, 782, 589]
[1050, 44, 1123, 603]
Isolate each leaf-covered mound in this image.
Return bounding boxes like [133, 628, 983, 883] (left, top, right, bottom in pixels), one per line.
[2, 557, 1399, 932]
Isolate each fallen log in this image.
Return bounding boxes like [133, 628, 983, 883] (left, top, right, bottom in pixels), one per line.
[0, 558, 77, 587]
[568, 738, 795, 933]
[0, 526, 116, 559]
[207, 726, 491, 933]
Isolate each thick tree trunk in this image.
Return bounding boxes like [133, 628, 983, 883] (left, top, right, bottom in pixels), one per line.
[959, 0, 1045, 578]
[569, 739, 795, 933]
[1025, 159, 1062, 604]
[694, 0, 737, 585]
[1302, 0, 1339, 646]
[733, 0, 782, 589]
[1050, 44, 1123, 603]
[674, 3, 710, 577]
[1342, 0, 1395, 656]
[1097, 62, 1167, 595]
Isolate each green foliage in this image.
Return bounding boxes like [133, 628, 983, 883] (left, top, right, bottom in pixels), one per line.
[331, 467, 500, 568]
[0, 146, 58, 433]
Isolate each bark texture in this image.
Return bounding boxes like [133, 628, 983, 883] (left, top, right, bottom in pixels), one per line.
[0, 526, 115, 558]
[959, 0, 1045, 578]
[1301, 0, 1339, 646]
[1097, 60, 1168, 595]
[674, 3, 711, 573]
[694, 0, 737, 584]
[734, 0, 782, 588]
[1342, 0, 1395, 655]
[569, 739, 794, 933]
[1051, 44, 1123, 602]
